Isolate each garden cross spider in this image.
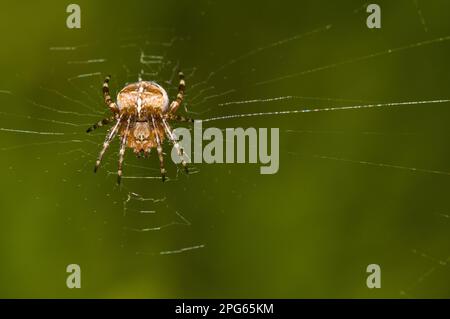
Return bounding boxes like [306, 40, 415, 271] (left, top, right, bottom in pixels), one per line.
[86, 72, 193, 184]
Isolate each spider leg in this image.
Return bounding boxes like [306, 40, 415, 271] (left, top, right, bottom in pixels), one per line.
[169, 71, 185, 114]
[117, 117, 131, 185]
[162, 118, 189, 173]
[151, 115, 166, 182]
[94, 115, 123, 172]
[166, 114, 194, 123]
[103, 75, 119, 113]
[86, 115, 115, 133]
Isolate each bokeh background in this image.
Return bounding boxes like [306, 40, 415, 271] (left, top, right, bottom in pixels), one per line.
[0, 0, 449, 298]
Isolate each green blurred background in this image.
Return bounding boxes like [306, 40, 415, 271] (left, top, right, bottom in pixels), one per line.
[0, 0, 449, 298]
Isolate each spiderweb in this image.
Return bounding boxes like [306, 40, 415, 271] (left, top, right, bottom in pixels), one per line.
[1, 0, 449, 297]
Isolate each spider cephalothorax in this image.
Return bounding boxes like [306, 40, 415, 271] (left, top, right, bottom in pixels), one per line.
[86, 72, 193, 184]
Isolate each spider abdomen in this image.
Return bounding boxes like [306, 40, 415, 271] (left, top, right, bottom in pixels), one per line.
[116, 81, 169, 116]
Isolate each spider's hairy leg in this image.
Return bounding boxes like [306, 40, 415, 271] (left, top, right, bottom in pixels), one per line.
[117, 117, 131, 185]
[94, 115, 123, 173]
[151, 115, 166, 182]
[166, 113, 195, 123]
[169, 71, 185, 114]
[103, 75, 119, 113]
[86, 115, 115, 133]
[162, 118, 189, 174]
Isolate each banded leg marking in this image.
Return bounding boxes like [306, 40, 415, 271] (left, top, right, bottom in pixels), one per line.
[117, 117, 131, 184]
[86, 115, 115, 133]
[162, 118, 189, 173]
[103, 75, 119, 113]
[169, 72, 185, 113]
[166, 114, 194, 123]
[151, 115, 166, 182]
[94, 115, 123, 172]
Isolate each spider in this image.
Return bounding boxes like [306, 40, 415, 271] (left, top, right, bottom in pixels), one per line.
[86, 72, 193, 184]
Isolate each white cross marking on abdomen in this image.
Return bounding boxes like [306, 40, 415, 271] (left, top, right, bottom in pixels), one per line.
[136, 83, 145, 116]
